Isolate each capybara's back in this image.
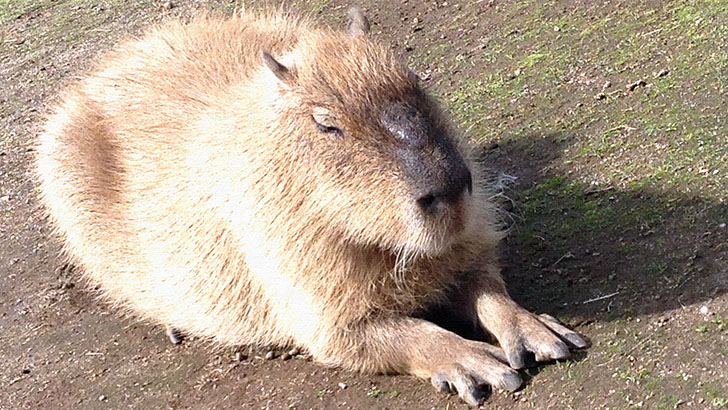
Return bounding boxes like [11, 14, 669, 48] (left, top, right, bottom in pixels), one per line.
[36, 9, 585, 406]
[37, 13, 317, 345]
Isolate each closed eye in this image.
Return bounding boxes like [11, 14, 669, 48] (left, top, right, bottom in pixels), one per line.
[313, 118, 344, 137]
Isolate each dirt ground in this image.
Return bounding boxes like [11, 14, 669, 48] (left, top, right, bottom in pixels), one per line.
[1, 0, 727, 409]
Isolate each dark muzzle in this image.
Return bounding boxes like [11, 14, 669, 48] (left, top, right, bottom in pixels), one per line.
[381, 102, 472, 213]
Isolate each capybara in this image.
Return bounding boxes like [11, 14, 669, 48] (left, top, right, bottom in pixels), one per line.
[35, 8, 586, 405]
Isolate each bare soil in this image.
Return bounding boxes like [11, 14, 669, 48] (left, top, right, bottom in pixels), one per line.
[1, 1, 726, 409]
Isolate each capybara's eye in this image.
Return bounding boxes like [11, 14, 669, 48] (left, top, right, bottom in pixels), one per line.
[313, 120, 343, 137]
[311, 107, 344, 137]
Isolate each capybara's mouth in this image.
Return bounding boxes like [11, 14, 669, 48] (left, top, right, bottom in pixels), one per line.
[415, 198, 470, 257]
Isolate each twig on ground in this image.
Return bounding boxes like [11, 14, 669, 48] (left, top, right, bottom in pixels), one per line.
[606, 125, 637, 133]
[551, 251, 574, 267]
[8, 377, 25, 386]
[581, 291, 619, 305]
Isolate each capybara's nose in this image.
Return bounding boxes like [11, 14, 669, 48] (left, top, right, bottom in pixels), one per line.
[416, 167, 472, 212]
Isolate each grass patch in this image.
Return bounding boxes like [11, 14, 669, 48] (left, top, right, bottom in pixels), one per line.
[430, 0, 728, 201]
[703, 382, 728, 407]
[0, 0, 51, 23]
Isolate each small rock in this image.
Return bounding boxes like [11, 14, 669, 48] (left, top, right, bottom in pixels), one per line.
[287, 347, 300, 357]
[264, 350, 276, 360]
[718, 223, 726, 229]
[166, 327, 183, 345]
[700, 305, 709, 315]
[656, 69, 669, 78]
[554, 26, 560, 32]
[627, 79, 647, 91]
[163, 1, 174, 9]
[281, 352, 292, 360]
[98, 395, 106, 401]
[338, 382, 348, 389]
[0, 195, 9, 201]
[233, 351, 244, 362]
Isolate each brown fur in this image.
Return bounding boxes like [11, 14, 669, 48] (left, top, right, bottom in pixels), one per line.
[35, 10, 585, 405]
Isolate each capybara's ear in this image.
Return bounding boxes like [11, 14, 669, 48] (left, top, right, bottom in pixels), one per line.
[347, 7, 370, 36]
[261, 51, 292, 83]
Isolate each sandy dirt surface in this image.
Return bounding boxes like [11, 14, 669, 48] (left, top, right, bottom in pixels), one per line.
[1, 1, 726, 409]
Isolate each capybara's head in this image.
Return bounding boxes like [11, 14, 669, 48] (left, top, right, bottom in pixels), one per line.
[259, 11, 473, 258]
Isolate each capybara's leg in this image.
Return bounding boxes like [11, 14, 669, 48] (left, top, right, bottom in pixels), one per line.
[469, 274, 587, 369]
[318, 317, 521, 406]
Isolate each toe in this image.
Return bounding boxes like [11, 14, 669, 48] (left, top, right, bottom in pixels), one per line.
[431, 372, 455, 394]
[507, 344, 528, 369]
[450, 372, 480, 406]
[531, 339, 569, 362]
[499, 370, 523, 392]
[462, 384, 490, 406]
[538, 314, 587, 348]
[565, 332, 587, 348]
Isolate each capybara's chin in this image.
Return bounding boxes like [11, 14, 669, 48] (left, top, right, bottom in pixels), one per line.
[406, 202, 472, 258]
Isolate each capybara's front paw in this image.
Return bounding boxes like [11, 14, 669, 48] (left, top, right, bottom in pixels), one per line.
[499, 311, 587, 369]
[428, 340, 522, 406]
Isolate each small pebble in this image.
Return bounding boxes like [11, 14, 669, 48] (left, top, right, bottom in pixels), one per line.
[99, 395, 106, 401]
[233, 351, 243, 362]
[264, 350, 276, 360]
[281, 352, 292, 360]
[338, 382, 348, 389]
[700, 305, 709, 315]
[166, 327, 182, 345]
[719, 223, 726, 229]
[163, 1, 174, 10]
[288, 347, 300, 356]
[627, 79, 647, 91]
